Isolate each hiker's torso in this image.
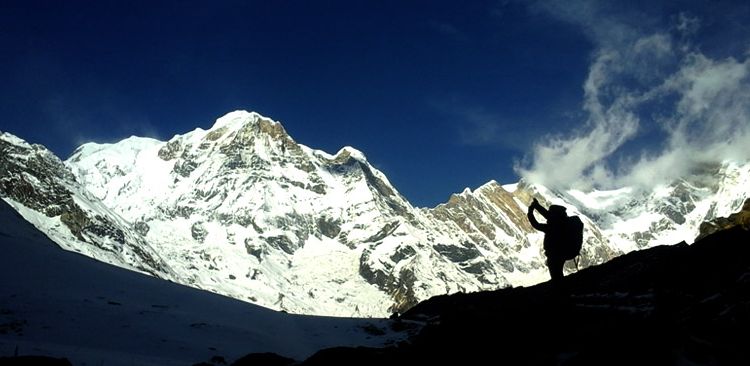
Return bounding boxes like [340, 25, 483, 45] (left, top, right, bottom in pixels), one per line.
[542, 218, 567, 258]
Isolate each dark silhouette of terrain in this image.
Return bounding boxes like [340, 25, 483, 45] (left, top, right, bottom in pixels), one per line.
[231, 212, 749, 366]
[0, 355, 72, 365]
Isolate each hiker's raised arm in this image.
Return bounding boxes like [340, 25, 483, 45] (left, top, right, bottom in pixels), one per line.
[527, 203, 547, 231]
[533, 200, 550, 219]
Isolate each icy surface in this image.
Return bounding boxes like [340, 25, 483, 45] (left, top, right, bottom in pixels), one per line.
[0, 200, 412, 365]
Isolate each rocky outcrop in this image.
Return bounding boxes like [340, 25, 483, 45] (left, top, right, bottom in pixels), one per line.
[0, 132, 172, 278]
[697, 198, 750, 240]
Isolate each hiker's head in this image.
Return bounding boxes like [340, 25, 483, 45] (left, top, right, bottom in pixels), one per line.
[549, 205, 567, 219]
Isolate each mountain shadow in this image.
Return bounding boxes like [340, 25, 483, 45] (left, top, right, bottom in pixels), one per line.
[282, 222, 750, 366]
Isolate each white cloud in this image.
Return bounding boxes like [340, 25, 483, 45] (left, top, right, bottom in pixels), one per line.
[675, 12, 700, 36]
[621, 53, 750, 187]
[529, 0, 644, 48]
[516, 1, 750, 191]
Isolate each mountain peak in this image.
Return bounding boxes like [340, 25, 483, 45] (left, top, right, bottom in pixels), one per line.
[0, 131, 31, 148]
[450, 181, 504, 199]
[204, 110, 294, 146]
[211, 110, 264, 129]
[475, 180, 502, 192]
[69, 136, 162, 163]
[333, 146, 367, 162]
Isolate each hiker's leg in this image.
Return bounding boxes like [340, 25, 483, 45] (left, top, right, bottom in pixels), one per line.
[547, 258, 564, 282]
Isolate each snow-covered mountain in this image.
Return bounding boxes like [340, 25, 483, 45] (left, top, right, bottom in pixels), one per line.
[0, 199, 409, 365]
[1, 110, 747, 317]
[561, 161, 750, 252]
[0, 132, 173, 278]
[61, 111, 613, 316]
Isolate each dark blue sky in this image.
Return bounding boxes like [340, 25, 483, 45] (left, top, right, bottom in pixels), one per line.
[2, 1, 748, 206]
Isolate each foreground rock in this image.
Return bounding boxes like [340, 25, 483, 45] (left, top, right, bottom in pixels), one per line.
[290, 223, 750, 365]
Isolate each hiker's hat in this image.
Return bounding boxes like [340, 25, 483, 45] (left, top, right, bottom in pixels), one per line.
[549, 205, 567, 216]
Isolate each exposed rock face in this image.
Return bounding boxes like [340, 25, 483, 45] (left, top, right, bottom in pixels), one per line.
[191, 222, 208, 242]
[697, 198, 750, 240]
[0, 132, 172, 278]
[429, 181, 620, 276]
[431, 184, 530, 245]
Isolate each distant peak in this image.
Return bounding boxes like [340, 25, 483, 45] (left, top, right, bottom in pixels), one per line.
[107, 135, 163, 149]
[477, 180, 501, 191]
[0, 131, 30, 148]
[68, 136, 162, 162]
[457, 181, 501, 197]
[334, 146, 367, 162]
[502, 183, 519, 193]
[210, 110, 277, 130]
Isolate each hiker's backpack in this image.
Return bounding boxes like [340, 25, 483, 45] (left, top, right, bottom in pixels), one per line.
[562, 216, 584, 261]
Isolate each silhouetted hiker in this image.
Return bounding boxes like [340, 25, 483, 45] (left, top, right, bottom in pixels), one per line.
[527, 198, 584, 282]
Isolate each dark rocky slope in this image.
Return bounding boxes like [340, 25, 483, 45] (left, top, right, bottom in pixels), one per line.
[287, 223, 750, 366]
[698, 198, 750, 240]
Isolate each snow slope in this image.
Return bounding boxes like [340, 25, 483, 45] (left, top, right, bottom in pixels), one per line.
[0, 199, 412, 365]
